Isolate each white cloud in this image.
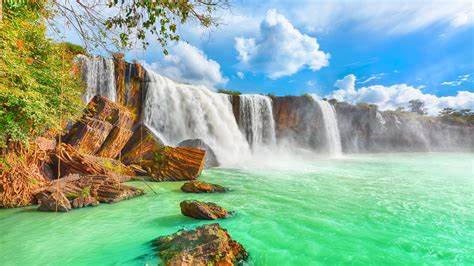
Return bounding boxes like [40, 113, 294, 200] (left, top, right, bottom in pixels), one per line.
[441, 74, 472, 86]
[359, 73, 385, 84]
[306, 80, 315, 87]
[146, 42, 227, 87]
[331, 74, 474, 115]
[237, 71, 244, 79]
[285, 0, 474, 34]
[234, 9, 330, 79]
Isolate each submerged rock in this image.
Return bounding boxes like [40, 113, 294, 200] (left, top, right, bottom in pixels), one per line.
[153, 223, 248, 265]
[37, 191, 71, 212]
[180, 181, 228, 193]
[180, 200, 229, 220]
[177, 138, 220, 168]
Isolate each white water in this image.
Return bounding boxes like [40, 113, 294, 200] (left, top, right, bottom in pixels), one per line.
[239, 95, 276, 148]
[315, 100, 342, 157]
[77, 55, 116, 103]
[142, 69, 250, 166]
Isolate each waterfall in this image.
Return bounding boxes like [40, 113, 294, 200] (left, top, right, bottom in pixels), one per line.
[239, 95, 276, 148]
[315, 100, 342, 157]
[77, 55, 116, 103]
[142, 69, 250, 166]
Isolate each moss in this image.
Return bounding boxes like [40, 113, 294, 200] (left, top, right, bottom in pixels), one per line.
[81, 186, 91, 197]
[217, 89, 241, 95]
[66, 193, 80, 200]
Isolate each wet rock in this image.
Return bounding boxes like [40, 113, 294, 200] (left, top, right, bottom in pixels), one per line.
[153, 223, 248, 265]
[180, 200, 229, 220]
[180, 181, 227, 193]
[71, 196, 99, 208]
[177, 138, 220, 168]
[37, 191, 71, 212]
[120, 123, 164, 168]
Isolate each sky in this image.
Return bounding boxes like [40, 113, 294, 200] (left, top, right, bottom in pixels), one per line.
[65, 0, 474, 115]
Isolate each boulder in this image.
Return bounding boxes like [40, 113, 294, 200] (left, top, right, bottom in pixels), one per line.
[51, 143, 135, 180]
[63, 117, 113, 155]
[153, 223, 248, 265]
[63, 95, 135, 158]
[177, 139, 219, 168]
[180, 181, 227, 193]
[35, 174, 144, 210]
[152, 146, 206, 182]
[120, 124, 164, 166]
[37, 191, 71, 212]
[71, 196, 99, 208]
[180, 200, 229, 220]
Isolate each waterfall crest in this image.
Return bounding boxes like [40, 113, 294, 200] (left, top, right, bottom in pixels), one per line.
[78, 55, 116, 103]
[142, 69, 250, 166]
[315, 100, 342, 157]
[239, 95, 276, 148]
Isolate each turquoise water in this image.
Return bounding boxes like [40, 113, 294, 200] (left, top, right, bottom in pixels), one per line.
[1, 153, 473, 265]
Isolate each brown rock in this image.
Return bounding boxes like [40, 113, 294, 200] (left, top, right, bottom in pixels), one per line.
[63, 117, 113, 155]
[37, 191, 71, 212]
[120, 124, 164, 165]
[51, 143, 135, 180]
[180, 181, 228, 193]
[152, 146, 206, 182]
[153, 223, 248, 265]
[180, 200, 229, 220]
[113, 53, 127, 105]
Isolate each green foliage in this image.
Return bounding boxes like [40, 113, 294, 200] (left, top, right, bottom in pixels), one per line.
[0, 5, 85, 147]
[218, 89, 241, 95]
[81, 186, 91, 197]
[439, 107, 474, 126]
[59, 42, 87, 56]
[302, 93, 312, 100]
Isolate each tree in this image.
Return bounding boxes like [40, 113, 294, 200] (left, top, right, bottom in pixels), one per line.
[395, 106, 405, 112]
[439, 107, 455, 117]
[408, 99, 426, 115]
[50, 0, 229, 54]
[0, 3, 84, 149]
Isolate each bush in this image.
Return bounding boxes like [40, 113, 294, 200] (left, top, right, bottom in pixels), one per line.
[0, 4, 85, 148]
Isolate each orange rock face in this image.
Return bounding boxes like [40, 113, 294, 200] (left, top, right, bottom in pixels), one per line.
[272, 96, 313, 133]
[152, 146, 206, 181]
[180, 180, 227, 193]
[153, 223, 248, 265]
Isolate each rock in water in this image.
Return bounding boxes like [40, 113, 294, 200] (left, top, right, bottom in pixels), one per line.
[153, 223, 248, 265]
[180, 181, 228, 193]
[177, 138, 220, 168]
[37, 191, 71, 212]
[180, 200, 229, 220]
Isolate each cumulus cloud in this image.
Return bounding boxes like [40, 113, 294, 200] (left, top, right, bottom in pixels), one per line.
[330, 74, 474, 115]
[234, 9, 330, 79]
[146, 42, 228, 87]
[236, 71, 245, 79]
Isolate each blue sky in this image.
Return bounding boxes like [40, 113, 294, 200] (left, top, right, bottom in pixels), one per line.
[66, 0, 474, 114]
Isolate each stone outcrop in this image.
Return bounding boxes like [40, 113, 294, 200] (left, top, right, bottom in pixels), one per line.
[153, 223, 248, 265]
[177, 138, 219, 168]
[51, 143, 135, 180]
[63, 95, 134, 158]
[180, 200, 229, 220]
[35, 174, 144, 211]
[37, 191, 72, 212]
[180, 181, 227, 193]
[120, 124, 164, 165]
[152, 146, 206, 182]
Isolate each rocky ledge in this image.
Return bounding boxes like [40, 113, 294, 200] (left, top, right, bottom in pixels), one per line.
[180, 200, 230, 220]
[35, 174, 144, 212]
[180, 181, 228, 193]
[153, 223, 248, 265]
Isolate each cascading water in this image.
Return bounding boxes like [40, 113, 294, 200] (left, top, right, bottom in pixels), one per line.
[142, 69, 250, 166]
[315, 100, 342, 157]
[77, 55, 116, 103]
[239, 95, 276, 148]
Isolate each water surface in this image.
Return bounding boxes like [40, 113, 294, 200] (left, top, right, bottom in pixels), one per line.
[1, 153, 473, 265]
